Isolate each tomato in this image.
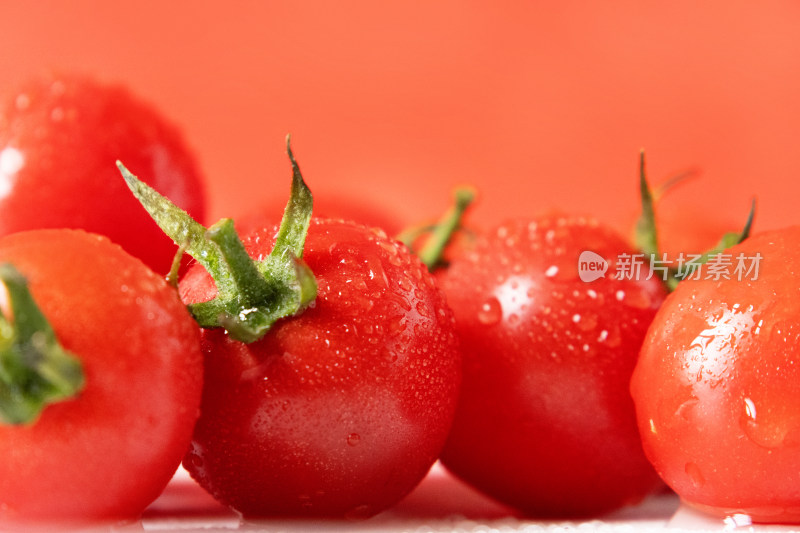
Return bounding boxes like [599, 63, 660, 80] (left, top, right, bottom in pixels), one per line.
[0, 74, 206, 274]
[0, 229, 203, 522]
[631, 226, 800, 523]
[438, 214, 668, 517]
[179, 219, 461, 518]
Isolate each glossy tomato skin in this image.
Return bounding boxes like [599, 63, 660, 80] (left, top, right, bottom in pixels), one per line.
[438, 214, 667, 517]
[180, 219, 460, 518]
[0, 230, 203, 521]
[0, 74, 206, 274]
[631, 227, 800, 523]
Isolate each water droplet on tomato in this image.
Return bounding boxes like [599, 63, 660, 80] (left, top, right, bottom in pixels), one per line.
[50, 106, 64, 122]
[739, 397, 800, 449]
[624, 288, 653, 310]
[415, 301, 431, 318]
[185, 451, 204, 470]
[685, 462, 705, 488]
[675, 398, 699, 422]
[345, 504, 373, 520]
[477, 297, 502, 325]
[15, 93, 30, 110]
[347, 433, 361, 446]
[575, 313, 598, 332]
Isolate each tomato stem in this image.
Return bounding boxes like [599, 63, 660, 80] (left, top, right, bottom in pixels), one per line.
[0, 264, 85, 425]
[118, 136, 317, 343]
[399, 187, 476, 271]
[635, 151, 756, 291]
[634, 150, 660, 258]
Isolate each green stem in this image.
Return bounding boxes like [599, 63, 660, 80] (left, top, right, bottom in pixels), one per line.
[634, 151, 757, 291]
[0, 264, 84, 425]
[634, 150, 659, 258]
[401, 187, 476, 271]
[117, 136, 317, 344]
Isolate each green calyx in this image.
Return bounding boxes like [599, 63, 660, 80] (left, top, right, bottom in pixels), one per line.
[118, 137, 317, 344]
[635, 150, 756, 291]
[0, 264, 84, 425]
[398, 187, 476, 271]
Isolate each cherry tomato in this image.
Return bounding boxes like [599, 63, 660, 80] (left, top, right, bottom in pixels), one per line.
[179, 219, 460, 518]
[0, 74, 206, 274]
[631, 226, 800, 523]
[438, 214, 667, 517]
[0, 229, 203, 521]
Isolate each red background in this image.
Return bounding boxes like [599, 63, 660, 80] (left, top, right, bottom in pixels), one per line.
[0, 1, 798, 241]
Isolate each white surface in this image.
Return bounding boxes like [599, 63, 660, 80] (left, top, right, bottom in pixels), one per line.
[14, 464, 800, 532]
[140, 464, 678, 533]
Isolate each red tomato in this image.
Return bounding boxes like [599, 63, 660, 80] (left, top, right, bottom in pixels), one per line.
[0, 74, 206, 274]
[0, 229, 203, 521]
[631, 227, 800, 523]
[179, 220, 460, 518]
[438, 214, 667, 517]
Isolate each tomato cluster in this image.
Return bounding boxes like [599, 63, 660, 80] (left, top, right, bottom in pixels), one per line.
[0, 73, 795, 528]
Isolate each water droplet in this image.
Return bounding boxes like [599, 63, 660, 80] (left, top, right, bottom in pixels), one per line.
[347, 433, 361, 446]
[685, 462, 705, 488]
[604, 326, 622, 347]
[739, 396, 800, 449]
[15, 93, 29, 110]
[624, 288, 653, 309]
[477, 297, 502, 325]
[576, 314, 597, 332]
[185, 452, 204, 470]
[615, 290, 626, 301]
[545, 265, 559, 278]
[50, 107, 64, 122]
[675, 399, 699, 421]
[344, 504, 373, 520]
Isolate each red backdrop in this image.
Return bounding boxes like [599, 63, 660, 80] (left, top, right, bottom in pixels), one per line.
[0, 1, 798, 242]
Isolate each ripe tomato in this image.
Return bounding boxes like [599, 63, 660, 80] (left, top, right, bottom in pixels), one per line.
[631, 226, 800, 523]
[179, 220, 461, 518]
[438, 214, 667, 517]
[0, 229, 203, 521]
[0, 74, 206, 274]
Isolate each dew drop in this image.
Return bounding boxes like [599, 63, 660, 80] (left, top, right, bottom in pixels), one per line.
[576, 314, 598, 332]
[477, 297, 502, 325]
[675, 399, 699, 422]
[344, 504, 373, 520]
[685, 462, 705, 488]
[624, 289, 653, 310]
[185, 452, 204, 470]
[347, 433, 361, 446]
[15, 93, 29, 110]
[50, 107, 64, 122]
[739, 397, 797, 449]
